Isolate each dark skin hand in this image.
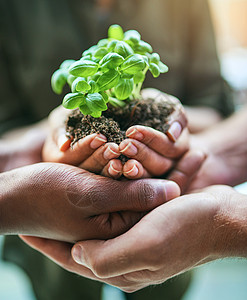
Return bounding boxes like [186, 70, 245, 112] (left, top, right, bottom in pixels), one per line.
[0, 162, 180, 242]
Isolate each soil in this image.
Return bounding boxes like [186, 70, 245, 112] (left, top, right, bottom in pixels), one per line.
[66, 98, 175, 147]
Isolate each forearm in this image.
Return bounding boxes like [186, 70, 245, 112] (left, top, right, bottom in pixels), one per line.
[0, 121, 48, 172]
[191, 106, 247, 186]
[213, 189, 247, 258]
[0, 168, 29, 235]
[185, 106, 222, 133]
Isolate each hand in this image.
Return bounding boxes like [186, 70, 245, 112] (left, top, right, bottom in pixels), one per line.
[111, 89, 189, 179]
[61, 185, 246, 292]
[43, 89, 191, 180]
[189, 107, 247, 190]
[1, 162, 180, 242]
[0, 127, 46, 172]
[42, 105, 122, 178]
[19, 184, 243, 293]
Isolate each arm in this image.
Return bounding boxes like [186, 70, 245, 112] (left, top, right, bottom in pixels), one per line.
[189, 106, 247, 190]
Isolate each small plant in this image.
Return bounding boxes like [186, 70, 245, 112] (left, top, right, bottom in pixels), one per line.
[51, 24, 168, 118]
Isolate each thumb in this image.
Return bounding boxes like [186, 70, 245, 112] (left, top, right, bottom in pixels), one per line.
[71, 173, 181, 214]
[71, 232, 144, 278]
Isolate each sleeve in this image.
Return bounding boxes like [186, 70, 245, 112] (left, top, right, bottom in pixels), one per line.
[183, 0, 234, 117]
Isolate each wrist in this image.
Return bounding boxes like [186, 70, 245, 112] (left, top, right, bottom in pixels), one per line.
[0, 127, 46, 172]
[0, 167, 32, 235]
[212, 187, 247, 258]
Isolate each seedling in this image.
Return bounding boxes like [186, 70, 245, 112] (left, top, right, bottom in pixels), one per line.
[51, 24, 168, 118]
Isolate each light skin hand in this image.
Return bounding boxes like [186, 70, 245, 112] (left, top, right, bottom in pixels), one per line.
[41, 185, 246, 293]
[189, 106, 247, 190]
[0, 162, 180, 242]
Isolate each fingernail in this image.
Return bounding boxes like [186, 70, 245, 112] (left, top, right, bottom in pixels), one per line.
[167, 122, 182, 142]
[90, 134, 107, 149]
[72, 245, 86, 266]
[103, 146, 120, 160]
[126, 128, 144, 140]
[109, 162, 122, 175]
[120, 142, 138, 156]
[123, 164, 138, 176]
[165, 181, 181, 200]
[58, 135, 72, 151]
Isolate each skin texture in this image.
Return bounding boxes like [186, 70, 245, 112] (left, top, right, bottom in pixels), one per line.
[0, 162, 181, 242]
[21, 185, 247, 292]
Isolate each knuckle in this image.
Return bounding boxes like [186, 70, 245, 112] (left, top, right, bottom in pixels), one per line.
[132, 181, 156, 210]
[92, 257, 108, 278]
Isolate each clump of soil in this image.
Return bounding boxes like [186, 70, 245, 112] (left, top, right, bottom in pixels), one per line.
[66, 98, 175, 147]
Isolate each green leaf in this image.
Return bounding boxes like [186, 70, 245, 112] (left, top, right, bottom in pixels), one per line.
[133, 41, 153, 54]
[69, 60, 99, 77]
[133, 72, 145, 84]
[158, 61, 169, 73]
[120, 54, 146, 75]
[107, 40, 118, 52]
[93, 47, 108, 59]
[67, 74, 77, 86]
[91, 110, 102, 118]
[62, 93, 85, 109]
[108, 24, 124, 40]
[96, 69, 120, 91]
[149, 63, 160, 78]
[114, 78, 134, 100]
[82, 45, 98, 57]
[88, 80, 99, 93]
[150, 53, 160, 64]
[79, 104, 92, 116]
[124, 30, 141, 44]
[51, 69, 68, 94]
[60, 59, 76, 70]
[114, 41, 134, 58]
[121, 73, 134, 79]
[97, 38, 109, 47]
[86, 93, 108, 111]
[99, 91, 109, 103]
[71, 78, 91, 93]
[99, 53, 124, 69]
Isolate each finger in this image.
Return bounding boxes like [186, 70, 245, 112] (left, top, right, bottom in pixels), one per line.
[167, 149, 207, 194]
[20, 235, 142, 291]
[70, 172, 181, 214]
[44, 133, 107, 165]
[19, 235, 99, 280]
[79, 143, 120, 173]
[71, 233, 149, 278]
[122, 159, 150, 179]
[125, 126, 189, 158]
[120, 138, 173, 176]
[101, 159, 123, 178]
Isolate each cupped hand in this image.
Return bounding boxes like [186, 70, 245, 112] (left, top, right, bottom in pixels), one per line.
[43, 88, 191, 180]
[2, 162, 180, 242]
[119, 89, 189, 179]
[18, 185, 237, 294]
[42, 106, 122, 178]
